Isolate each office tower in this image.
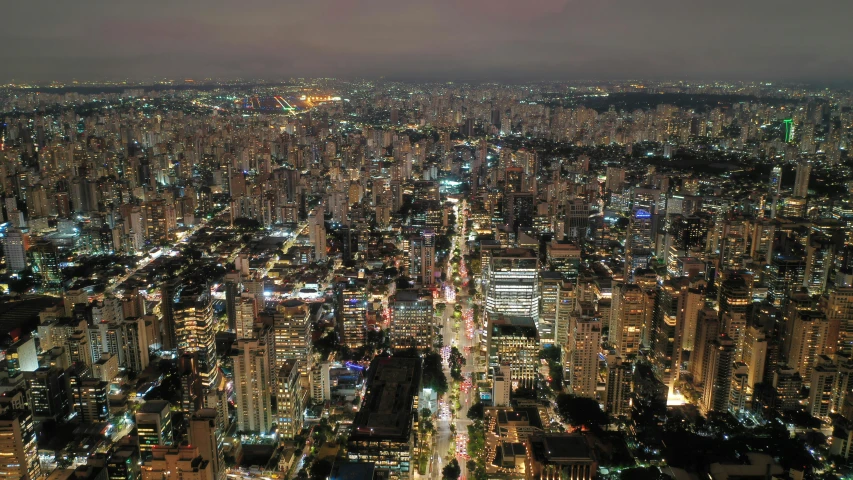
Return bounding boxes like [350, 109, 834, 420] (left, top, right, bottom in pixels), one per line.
[702, 335, 735, 413]
[308, 206, 326, 262]
[276, 359, 304, 440]
[385, 286, 435, 348]
[234, 294, 257, 340]
[525, 433, 597, 480]
[810, 357, 836, 420]
[346, 357, 422, 480]
[485, 249, 540, 319]
[0, 411, 41, 480]
[231, 338, 274, 434]
[141, 445, 214, 480]
[5, 337, 38, 376]
[491, 366, 511, 407]
[690, 309, 720, 386]
[769, 166, 782, 195]
[408, 230, 436, 285]
[189, 409, 224, 480]
[604, 356, 632, 417]
[719, 275, 752, 357]
[610, 284, 650, 356]
[565, 198, 590, 241]
[505, 192, 535, 234]
[787, 310, 829, 386]
[539, 272, 562, 346]
[107, 446, 141, 480]
[69, 376, 109, 423]
[566, 316, 601, 398]
[174, 285, 219, 390]
[624, 207, 654, 281]
[30, 239, 61, 291]
[827, 288, 853, 355]
[223, 272, 240, 332]
[1, 228, 27, 272]
[487, 315, 539, 385]
[793, 159, 811, 197]
[546, 240, 581, 282]
[769, 256, 806, 307]
[136, 400, 173, 458]
[338, 280, 367, 348]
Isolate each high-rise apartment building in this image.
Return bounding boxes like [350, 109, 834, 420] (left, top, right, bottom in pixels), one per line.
[566, 316, 601, 398]
[793, 159, 811, 197]
[231, 338, 274, 434]
[610, 283, 650, 356]
[174, 285, 219, 390]
[702, 335, 735, 414]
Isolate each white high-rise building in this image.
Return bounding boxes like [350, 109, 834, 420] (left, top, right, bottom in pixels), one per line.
[485, 249, 540, 319]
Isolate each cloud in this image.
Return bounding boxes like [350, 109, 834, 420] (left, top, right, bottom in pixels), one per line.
[0, 0, 851, 83]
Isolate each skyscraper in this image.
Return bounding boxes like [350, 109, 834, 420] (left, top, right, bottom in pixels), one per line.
[409, 230, 436, 285]
[702, 335, 735, 414]
[136, 400, 173, 458]
[390, 289, 434, 352]
[308, 206, 326, 262]
[610, 283, 650, 356]
[566, 316, 601, 398]
[793, 159, 811, 197]
[189, 409, 224, 480]
[485, 249, 540, 319]
[0, 411, 41, 480]
[231, 338, 274, 434]
[604, 356, 632, 418]
[624, 207, 654, 281]
[1, 228, 27, 273]
[174, 285, 219, 390]
[30, 239, 61, 291]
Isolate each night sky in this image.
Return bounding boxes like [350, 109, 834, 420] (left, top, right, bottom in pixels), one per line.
[2, 0, 851, 83]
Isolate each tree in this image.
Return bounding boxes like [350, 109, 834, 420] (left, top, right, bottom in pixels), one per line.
[467, 402, 484, 421]
[555, 394, 608, 430]
[421, 351, 448, 395]
[449, 346, 465, 381]
[232, 217, 262, 232]
[442, 459, 461, 480]
[308, 459, 333, 480]
[467, 422, 486, 457]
